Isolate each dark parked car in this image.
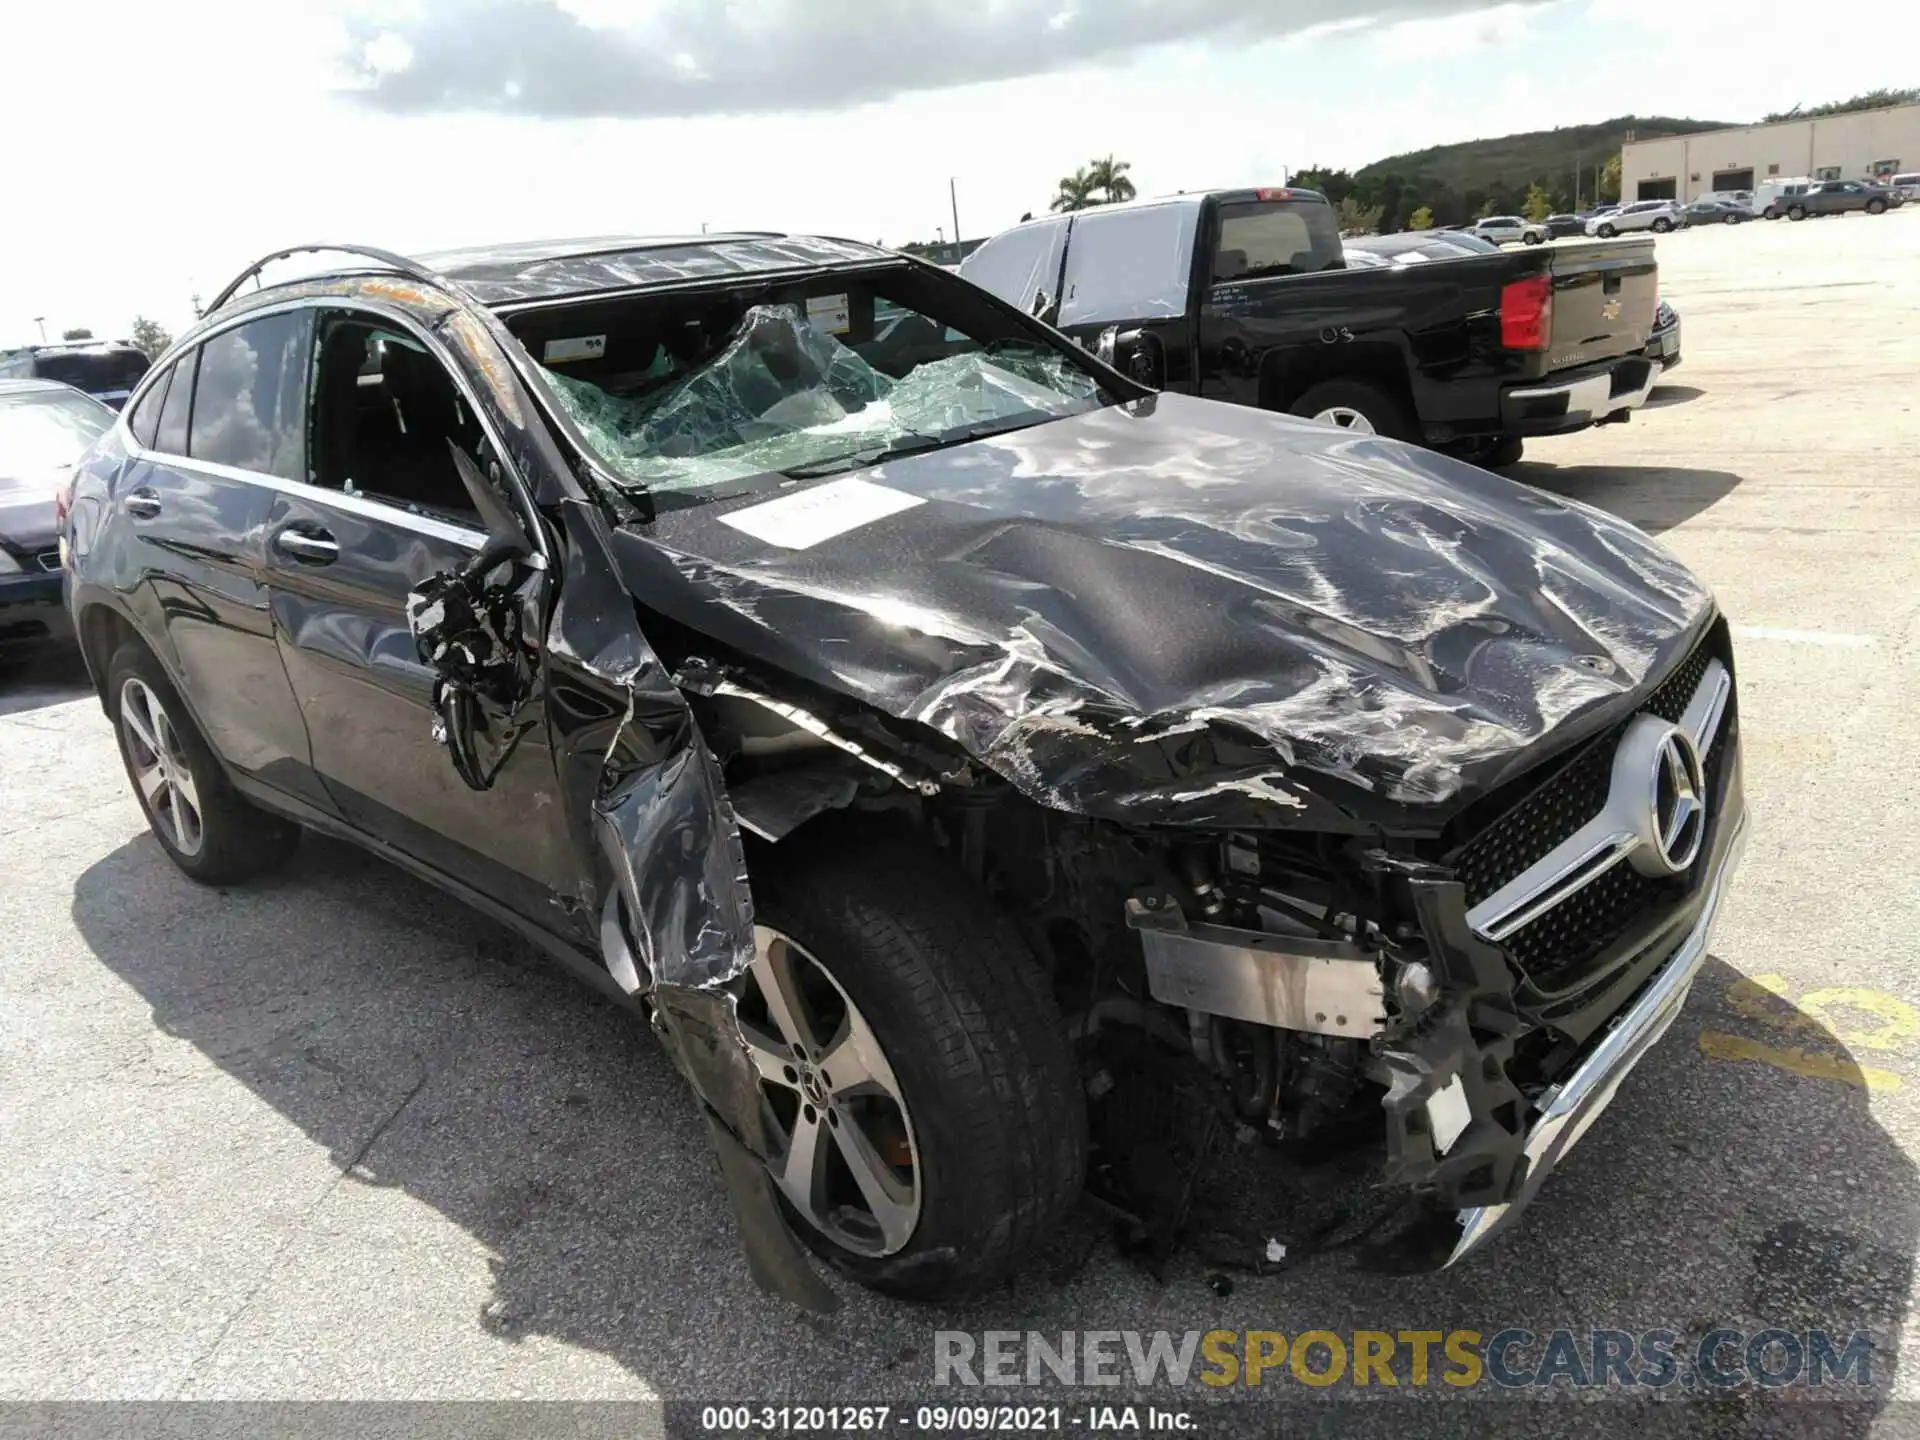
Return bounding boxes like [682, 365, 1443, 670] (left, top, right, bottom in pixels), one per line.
[2, 379, 112, 662]
[1680, 198, 1753, 227]
[1784, 180, 1895, 219]
[961, 187, 1660, 471]
[65, 236, 1747, 1307]
[0, 340, 151, 410]
[1544, 213, 1587, 238]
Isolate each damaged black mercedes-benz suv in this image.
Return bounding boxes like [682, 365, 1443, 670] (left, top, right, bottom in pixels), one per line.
[62, 234, 1746, 1307]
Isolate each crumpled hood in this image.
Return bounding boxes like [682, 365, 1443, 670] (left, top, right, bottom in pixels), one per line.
[611, 391, 1713, 832]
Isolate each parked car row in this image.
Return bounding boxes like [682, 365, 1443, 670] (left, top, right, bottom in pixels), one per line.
[55, 210, 1747, 1310]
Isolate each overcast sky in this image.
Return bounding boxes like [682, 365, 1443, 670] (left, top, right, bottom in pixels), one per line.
[4, 0, 1914, 344]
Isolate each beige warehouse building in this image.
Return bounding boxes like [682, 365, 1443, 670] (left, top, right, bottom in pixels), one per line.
[1621, 102, 1920, 202]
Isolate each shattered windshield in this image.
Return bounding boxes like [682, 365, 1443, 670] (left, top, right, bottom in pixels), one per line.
[523, 270, 1112, 496]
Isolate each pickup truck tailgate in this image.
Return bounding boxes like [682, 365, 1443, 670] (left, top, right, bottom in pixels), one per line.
[1545, 239, 1657, 370]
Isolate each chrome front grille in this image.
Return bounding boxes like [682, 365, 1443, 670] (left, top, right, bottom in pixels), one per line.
[1455, 630, 1733, 984]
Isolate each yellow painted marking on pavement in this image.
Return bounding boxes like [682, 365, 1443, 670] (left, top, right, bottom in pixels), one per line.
[1697, 1032, 1901, 1092]
[1797, 988, 1920, 1053]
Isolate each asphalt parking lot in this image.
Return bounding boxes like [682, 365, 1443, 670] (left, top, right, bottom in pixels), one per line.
[3, 211, 1918, 1428]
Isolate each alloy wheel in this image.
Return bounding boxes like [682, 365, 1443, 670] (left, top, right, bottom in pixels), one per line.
[119, 676, 204, 857]
[1311, 406, 1377, 434]
[737, 926, 922, 1256]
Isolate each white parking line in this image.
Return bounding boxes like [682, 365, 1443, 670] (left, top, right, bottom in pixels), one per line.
[1731, 625, 1876, 647]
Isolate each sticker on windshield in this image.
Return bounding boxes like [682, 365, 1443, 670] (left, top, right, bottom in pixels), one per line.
[718, 477, 924, 550]
[805, 294, 851, 335]
[543, 335, 606, 363]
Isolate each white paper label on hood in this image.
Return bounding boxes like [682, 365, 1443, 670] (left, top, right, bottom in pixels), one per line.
[543, 334, 606, 363]
[718, 477, 924, 550]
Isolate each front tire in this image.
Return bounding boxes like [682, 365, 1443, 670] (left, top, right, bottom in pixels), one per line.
[107, 641, 300, 884]
[1788, 204, 1807, 221]
[1597, 223, 1617, 238]
[1289, 379, 1412, 442]
[1868, 198, 1887, 215]
[740, 823, 1086, 1299]
[1724, 212, 1740, 224]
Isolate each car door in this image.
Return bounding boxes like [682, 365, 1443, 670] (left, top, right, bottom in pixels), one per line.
[113, 315, 325, 807]
[259, 306, 578, 930]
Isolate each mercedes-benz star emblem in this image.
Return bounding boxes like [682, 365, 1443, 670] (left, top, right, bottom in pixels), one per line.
[1650, 727, 1705, 873]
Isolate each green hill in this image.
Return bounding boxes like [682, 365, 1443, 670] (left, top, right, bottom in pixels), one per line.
[1357, 114, 1732, 195]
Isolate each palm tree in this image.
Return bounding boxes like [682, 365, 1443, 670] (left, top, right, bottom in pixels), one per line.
[1088, 155, 1136, 204]
[1051, 167, 1097, 212]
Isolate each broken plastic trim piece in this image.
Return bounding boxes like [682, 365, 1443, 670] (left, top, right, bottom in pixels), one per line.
[680, 665, 944, 798]
[1124, 894, 1386, 1038]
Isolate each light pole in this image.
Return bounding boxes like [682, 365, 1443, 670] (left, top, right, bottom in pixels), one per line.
[32, 316, 46, 341]
[950, 177, 963, 254]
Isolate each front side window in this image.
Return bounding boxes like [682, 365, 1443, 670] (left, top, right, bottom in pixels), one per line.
[520, 266, 1111, 499]
[1053, 203, 1199, 324]
[188, 311, 313, 480]
[0, 388, 114, 474]
[307, 313, 483, 523]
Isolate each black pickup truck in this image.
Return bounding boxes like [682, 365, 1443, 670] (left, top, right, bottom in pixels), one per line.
[959, 187, 1660, 467]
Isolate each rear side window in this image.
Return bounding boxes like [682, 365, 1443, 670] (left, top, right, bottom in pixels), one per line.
[126, 367, 172, 449]
[188, 311, 314, 480]
[1057, 203, 1198, 327]
[1211, 201, 1343, 284]
[961, 222, 1068, 316]
[154, 350, 197, 455]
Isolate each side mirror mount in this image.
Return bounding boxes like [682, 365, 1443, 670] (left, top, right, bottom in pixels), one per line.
[447, 440, 534, 575]
[1094, 325, 1119, 366]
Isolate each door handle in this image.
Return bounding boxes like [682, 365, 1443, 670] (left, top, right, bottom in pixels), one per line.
[274, 525, 339, 564]
[123, 488, 161, 519]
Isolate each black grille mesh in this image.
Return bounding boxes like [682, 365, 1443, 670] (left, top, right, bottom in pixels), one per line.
[1455, 631, 1726, 985]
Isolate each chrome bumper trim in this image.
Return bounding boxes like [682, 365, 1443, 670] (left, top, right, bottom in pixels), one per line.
[1446, 800, 1751, 1266]
[1506, 358, 1658, 422]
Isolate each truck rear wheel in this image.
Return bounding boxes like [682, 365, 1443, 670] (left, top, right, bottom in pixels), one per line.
[1289, 380, 1411, 442]
[740, 821, 1087, 1299]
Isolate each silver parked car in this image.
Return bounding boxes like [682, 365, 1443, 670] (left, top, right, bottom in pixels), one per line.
[1587, 200, 1680, 237]
[1470, 215, 1547, 246]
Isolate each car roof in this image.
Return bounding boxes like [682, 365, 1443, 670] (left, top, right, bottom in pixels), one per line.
[0, 377, 93, 399]
[222, 233, 903, 313]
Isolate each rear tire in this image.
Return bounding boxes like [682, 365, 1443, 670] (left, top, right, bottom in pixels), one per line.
[1788, 205, 1807, 221]
[1723, 212, 1740, 225]
[107, 641, 300, 885]
[1289, 379, 1412, 442]
[1652, 218, 1673, 233]
[742, 822, 1087, 1299]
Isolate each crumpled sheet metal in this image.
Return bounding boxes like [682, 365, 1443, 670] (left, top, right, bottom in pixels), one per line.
[545, 500, 755, 991]
[543, 304, 1096, 495]
[611, 389, 1714, 834]
[424, 235, 891, 307]
[542, 498, 836, 1307]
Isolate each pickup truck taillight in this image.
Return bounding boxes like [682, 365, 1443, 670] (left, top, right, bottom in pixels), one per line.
[1500, 274, 1553, 351]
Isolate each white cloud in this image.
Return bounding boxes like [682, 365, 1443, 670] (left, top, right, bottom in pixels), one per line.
[1374, 1, 1536, 60]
